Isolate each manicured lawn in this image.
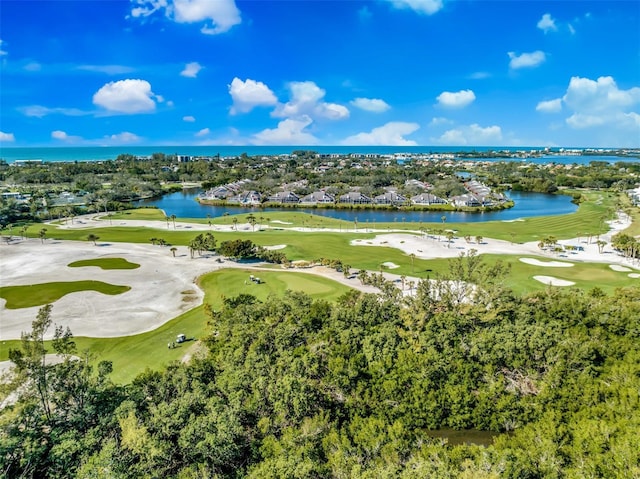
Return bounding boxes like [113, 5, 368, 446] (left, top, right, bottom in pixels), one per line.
[107, 208, 167, 221]
[68, 258, 140, 270]
[0, 281, 131, 309]
[0, 268, 354, 384]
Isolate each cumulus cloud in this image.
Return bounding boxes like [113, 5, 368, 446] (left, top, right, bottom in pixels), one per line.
[51, 130, 82, 142]
[386, 0, 443, 15]
[350, 98, 391, 113]
[508, 51, 546, 69]
[273, 81, 349, 121]
[183, 115, 196, 122]
[0, 131, 15, 142]
[469, 71, 491, 80]
[341, 122, 419, 146]
[537, 13, 557, 33]
[252, 115, 318, 145]
[195, 128, 211, 137]
[536, 98, 562, 113]
[228, 77, 277, 114]
[180, 62, 202, 78]
[106, 132, 142, 144]
[93, 79, 158, 114]
[77, 65, 135, 75]
[436, 89, 476, 108]
[130, 0, 241, 34]
[432, 124, 502, 146]
[561, 76, 640, 131]
[24, 62, 41, 72]
[0, 39, 7, 56]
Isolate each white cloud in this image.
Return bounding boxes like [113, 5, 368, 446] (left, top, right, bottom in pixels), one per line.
[432, 123, 502, 146]
[273, 81, 349, 120]
[93, 79, 157, 114]
[350, 97, 391, 113]
[228, 77, 277, 114]
[469, 71, 491, 80]
[0, 131, 15, 142]
[180, 62, 202, 78]
[536, 98, 562, 113]
[106, 132, 142, 144]
[183, 115, 196, 122]
[386, 0, 443, 15]
[436, 89, 476, 108]
[0, 39, 7, 56]
[562, 76, 640, 131]
[341, 122, 419, 146]
[24, 62, 42, 72]
[77, 65, 135, 75]
[130, 0, 241, 34]
[429, 117, 453, 126]
[252, 115, 318, 145]
[568, 24, 576, 35]
[51, 130, 82, 142]
[508, 51, 546, 69]
[19, 105, 88, 117]
[537, 13, 557, 33]
[195, 128, 210, 137]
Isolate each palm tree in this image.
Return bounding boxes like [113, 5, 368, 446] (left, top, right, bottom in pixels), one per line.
[247, 214, 257, 232]
[39, 228, 47, 244]
[476, 235, 483, 245]
[400, 275, 406, 290]
[446, 231, 454, 248]
[232, 217, 238, 231]
[342, 264, 351, 279]
[596, 240, 607, 254]
[441, 215, 446, 224]
[87, 233, 99, 246]
[409, 253, 416, 272]
[170, 214, 177, 229]
[170, 247, 178, 257]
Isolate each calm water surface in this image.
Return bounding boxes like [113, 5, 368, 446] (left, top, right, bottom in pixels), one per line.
[136, 190, 577, 223]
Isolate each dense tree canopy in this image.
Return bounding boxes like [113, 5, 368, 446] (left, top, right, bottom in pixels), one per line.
[1, 258, 639, 477]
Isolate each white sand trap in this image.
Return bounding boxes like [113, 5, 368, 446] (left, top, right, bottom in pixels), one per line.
[520, 258, 574, 267]
[382, 262, 400, 269]
[629, 273, 640, 279]
[533, 275, 575, 286]
[270, 220, 292, 224]
[609, 264, 631, 272]
[264, 244, 287, 250]
[502, 218, 524, 222]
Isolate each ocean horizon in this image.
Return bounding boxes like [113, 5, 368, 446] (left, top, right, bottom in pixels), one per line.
[0, 145, 636, 164]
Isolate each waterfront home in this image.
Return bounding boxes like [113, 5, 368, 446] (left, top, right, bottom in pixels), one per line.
[450, 193, 491, 207]
[200, 185, 234, 200]
[267, 191, 300, 204]
[300, 191, 335, 205]
[227, 190, 262, 206]
[411, 193, 448, 205]
[338, 192, 372, 205]
[374, 192, 407, 206]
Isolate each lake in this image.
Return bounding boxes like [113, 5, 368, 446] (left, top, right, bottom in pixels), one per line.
[136, 190, 577, 223]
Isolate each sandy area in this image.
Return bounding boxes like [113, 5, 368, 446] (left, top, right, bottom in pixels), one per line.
[629, 273, 640, 279]
[609, 264, 631, 272]
[382, 262, 400, 269]
[533, 276, 576, 287]
[1, 210, 636, 341]
[519, 258, 574, 267]
[264, 244, 287, 250]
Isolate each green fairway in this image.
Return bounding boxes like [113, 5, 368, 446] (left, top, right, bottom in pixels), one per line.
[0, 281, 131, 309]
[0, 268, 354, 384]
[68, 257, 140, 270]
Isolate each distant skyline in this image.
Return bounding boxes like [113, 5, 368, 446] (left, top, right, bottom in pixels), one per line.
[1, 0, 639, 148]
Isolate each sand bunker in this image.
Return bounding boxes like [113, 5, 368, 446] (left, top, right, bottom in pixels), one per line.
[264, 244, 287, 250]
[629, 273, 640, 279]
[609, 264, 631, 272]
[520, 258, 574, 267]
[382, 262, 400, 269]
[270, 220, 292, 224]
[533, 275, 575, 286]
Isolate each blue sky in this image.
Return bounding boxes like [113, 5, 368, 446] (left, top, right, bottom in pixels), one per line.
[1, 0, 639, 148]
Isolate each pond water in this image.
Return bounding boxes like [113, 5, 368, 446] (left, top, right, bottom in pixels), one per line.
[427, 428, 502, 447]
[136, 189, 577, 223]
